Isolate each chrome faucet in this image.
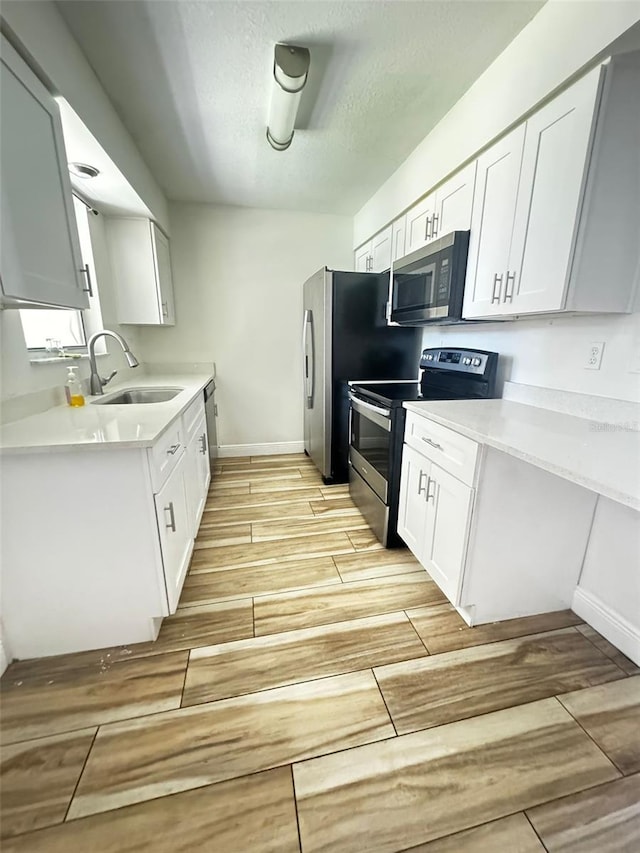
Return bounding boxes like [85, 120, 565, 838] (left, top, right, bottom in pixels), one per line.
[88, 330, 139, 395]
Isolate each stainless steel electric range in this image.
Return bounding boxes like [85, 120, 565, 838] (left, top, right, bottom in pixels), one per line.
[348, 347, 499, 547]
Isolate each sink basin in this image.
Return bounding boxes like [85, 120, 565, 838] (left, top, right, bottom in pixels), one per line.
[92, 387, 183, 405]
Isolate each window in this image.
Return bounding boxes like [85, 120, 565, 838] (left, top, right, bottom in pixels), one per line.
[20, 308, 86, 351]
[20, 196, 104, 358]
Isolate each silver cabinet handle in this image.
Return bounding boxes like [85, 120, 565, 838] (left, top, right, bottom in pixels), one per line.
[166, 443, 180, 455]
[431, 213, 439, 239]
[80, 264, 93, 297]
[165, 501, 176, 532]
[504, 271, 516, 302]
[199, 433, 207, 455]
[491, 273, 503, 304]
[421, 436, 443, 451]
[161, 301, 169, 319]
[417, 470, 428, 496]
[424, 215, 432, 241]
[425, 476, 436, 502]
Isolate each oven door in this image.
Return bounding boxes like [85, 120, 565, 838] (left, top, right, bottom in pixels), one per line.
[348, 394, 392, 503]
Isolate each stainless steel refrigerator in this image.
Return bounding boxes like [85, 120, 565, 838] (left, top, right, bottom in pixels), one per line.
[302, 267, 421, 484]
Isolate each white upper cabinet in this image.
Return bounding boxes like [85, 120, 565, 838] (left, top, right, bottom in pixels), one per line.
[107, 218, 176, 325]
[371, 226, 392, 272]
[501, 68, 603, 315]
[0, 36, 88, 310]
[354, 243, 370, 273]
[403, 162, 476, 258]
[391, 216, 406, 263]
[435, 162, 477, 239]
[463, 125, 526, 318]
[464, 58, 638, 319]
[353, 225, 392, 273]
[405, 192, 437, 255]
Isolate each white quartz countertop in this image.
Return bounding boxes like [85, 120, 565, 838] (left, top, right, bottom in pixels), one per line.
[403, 398, 640, 511]
[0, 373, 214, 454]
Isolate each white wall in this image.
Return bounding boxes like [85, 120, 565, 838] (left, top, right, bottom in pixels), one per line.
[0, 212, 142, 408]
[354, 0, 640, 245]
[1, 0, 168, 231]
[136, 204, 353, 452]
[423, 314, 640, 403]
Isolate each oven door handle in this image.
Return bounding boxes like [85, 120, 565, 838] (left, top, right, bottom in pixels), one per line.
[349, 394, 392, 431]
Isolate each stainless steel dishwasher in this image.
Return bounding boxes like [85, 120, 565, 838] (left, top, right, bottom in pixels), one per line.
[203, 379, 218, 466]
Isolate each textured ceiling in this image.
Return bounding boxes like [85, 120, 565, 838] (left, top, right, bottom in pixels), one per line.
[57, 0, 545, 214]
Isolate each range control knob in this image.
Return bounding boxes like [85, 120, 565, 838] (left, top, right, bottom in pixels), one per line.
[462, 357, 471, 365]
[472, 358, 482, 367]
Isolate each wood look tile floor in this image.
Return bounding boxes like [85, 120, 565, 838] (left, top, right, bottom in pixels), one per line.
[2, 453, 639, 852]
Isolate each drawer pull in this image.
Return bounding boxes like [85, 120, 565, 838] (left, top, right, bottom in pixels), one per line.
[166, 444, 181, 455]
[165, 502, 176, 532]
[421, 436, 443, 451]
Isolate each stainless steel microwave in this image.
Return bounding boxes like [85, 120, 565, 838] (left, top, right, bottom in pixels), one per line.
[390, 231, 470, 325]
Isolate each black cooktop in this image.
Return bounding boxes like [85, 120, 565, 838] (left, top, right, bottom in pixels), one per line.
[350, 348, 500, 408]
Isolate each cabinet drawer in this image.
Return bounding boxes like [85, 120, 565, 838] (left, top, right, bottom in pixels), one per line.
[182, 393, 206, 443]
[404, 412, 478, 486]
[148, 421, 184, 491]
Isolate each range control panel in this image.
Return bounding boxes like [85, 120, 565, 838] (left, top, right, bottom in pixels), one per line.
[420, 348, 492, 375]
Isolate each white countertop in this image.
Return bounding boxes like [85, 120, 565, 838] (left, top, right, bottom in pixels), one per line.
[0, 373, 214, 454]
[403, 398, 640, 511]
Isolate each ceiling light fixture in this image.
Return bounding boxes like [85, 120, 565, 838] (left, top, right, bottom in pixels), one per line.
[68, 162, 100, 179]
[267, 44, 310, 151]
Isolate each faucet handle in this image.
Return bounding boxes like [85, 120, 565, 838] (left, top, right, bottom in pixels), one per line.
[102, 370, 118, 387]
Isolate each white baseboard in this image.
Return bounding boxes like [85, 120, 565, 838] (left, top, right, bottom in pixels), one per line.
[572, 587, 640, 665]
[218, 441, 305, 458]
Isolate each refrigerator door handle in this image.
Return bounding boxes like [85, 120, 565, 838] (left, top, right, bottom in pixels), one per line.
[302, 309, 314, 408]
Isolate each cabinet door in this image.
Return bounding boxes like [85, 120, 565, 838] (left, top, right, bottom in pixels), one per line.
[505, 68, 603, 315]
[371, 226, 392, 272]
[397, 444, 430, 559]
[423, 463, 473, 604]
[435, 162, 477, 238]
[187, 415, 211, 536]
[392, 216, 407, 262]
[0, 36, 87, 309]
[151, 223, 176, 325]
[354, 242, 371, 272]
[405, 192, 437, 255]
[462, 125, 526, 319]
[155, 454, 192, 612]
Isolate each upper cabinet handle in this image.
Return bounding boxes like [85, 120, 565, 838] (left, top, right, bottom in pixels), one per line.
[431, 213, 439, 239]
[80, 264, 93, 297]
[491, 273, 503, 304]
[504, 271, 516, 302]
[425, 215, 432, 241]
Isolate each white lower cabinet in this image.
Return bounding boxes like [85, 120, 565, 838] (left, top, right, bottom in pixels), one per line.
[397, 445, 429, 556]
[155, 452, 192, 613]
[421, 464, 473, 604]
[398, 413, 598, 626]
[398, 444, 471, 605]
[184, 413, 211, 538]
[0, 391, 211, 658]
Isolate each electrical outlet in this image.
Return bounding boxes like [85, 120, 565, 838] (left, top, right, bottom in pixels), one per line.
[584, 341, 605, 370]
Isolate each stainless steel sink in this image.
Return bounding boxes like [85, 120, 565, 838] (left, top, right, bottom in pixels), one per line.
[92, 387, 183, 405]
